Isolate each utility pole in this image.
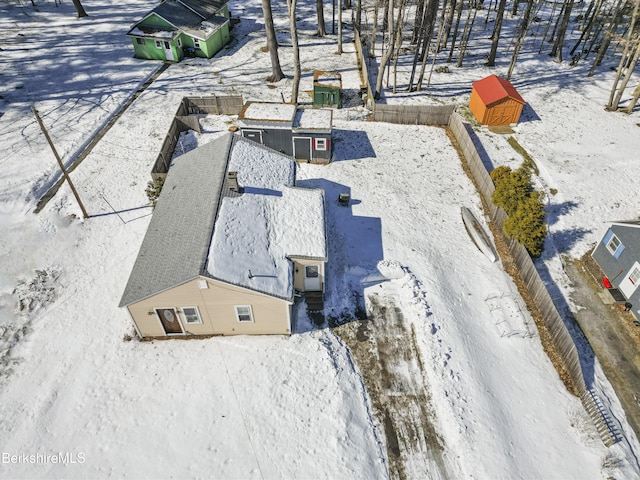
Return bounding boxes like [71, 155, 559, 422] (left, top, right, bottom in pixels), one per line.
[31, 107, 89, 219]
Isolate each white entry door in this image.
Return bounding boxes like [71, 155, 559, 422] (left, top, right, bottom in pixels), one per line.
[619, 261, 640, 299]
[163, 41, 175, 61]
[303, 264, 321, 291]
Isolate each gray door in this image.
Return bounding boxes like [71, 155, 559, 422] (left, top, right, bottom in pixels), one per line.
[293, 137, 312, 161]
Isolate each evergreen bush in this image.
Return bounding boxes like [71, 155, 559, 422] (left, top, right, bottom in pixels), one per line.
[490, 164, 547, 257]
[145, 177, 165, 209]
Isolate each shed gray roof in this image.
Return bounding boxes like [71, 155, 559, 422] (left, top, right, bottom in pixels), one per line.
[119, 133, 233, 307]
[179, 0, 227, 18]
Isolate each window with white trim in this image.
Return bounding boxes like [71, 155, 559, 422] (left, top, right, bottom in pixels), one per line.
[194, 39, 201, 49]
[235, 305, 254, 323]
[177, 38, 182, 48]
[314, 138, 328, 151]
[606, 234, 622, 255]
[181, 306, 202, 324]
[136, 37, 145, 45]
[629, 266, 640, 286]
[155, 40, 162, 49]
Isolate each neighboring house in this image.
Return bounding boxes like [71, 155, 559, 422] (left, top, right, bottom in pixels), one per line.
[238, 102, 333, 164]
[592, 221, 640, 320]
[468, 74, 526, 126]
[119, 133, 327, 338]
[127, 0, 231, 62]
[313, 70, 342, 108]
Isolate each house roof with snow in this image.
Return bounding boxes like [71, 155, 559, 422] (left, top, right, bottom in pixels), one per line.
[119, 133, 326, 307]
[127, 0, 229, 41]
[207, 138, 327, 299]
[293, 109, 333, 133]
[471, 75, 525, 107]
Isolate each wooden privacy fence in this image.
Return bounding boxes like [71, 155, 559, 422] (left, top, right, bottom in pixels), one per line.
[374, 104, 455, 126]
[448, 112, 617, 446]
[151, 95, 243, 179]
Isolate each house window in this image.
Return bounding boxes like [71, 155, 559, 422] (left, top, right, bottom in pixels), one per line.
[181, 306, 202, 324]
[606, 233, 624, 258]
[314, 138, 328, 151]
[194, 39, 201, 49]
[177, 38, 182, 48]
[136, 37, 145, 45]
[235, 305, 254, 323]
[155, 39, 162, 49]
[305, 265, 319, 278]
[629, 267, 640, 286]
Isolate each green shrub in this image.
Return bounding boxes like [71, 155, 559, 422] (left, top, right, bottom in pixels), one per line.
[490, 163, 547, 257]
[145, 177, 165, 209]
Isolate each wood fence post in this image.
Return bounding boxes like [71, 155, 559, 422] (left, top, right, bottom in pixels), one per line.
[31, 107, 89, 219]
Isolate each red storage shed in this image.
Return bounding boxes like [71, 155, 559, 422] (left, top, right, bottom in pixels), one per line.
[469, 75, 526, 126]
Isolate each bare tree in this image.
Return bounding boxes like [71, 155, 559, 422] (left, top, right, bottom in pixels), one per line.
[317, 0, 326, 36]
[447, 0, 465, 62]
[589, 0, 626, 75]
[457, 0, 479, 67]
[550, 0, 575, 62]
[338, 0, 344, 54]
[262, 0, 285, 82]
[375, 0, 406, 98]
[620, 80, 640, 113]
[72, 0, 88, 17]
[607, 0, 640, 110]
[486, 0, 507, 66]
[288, 0, 302, 103]
[507, 0, 535, 79]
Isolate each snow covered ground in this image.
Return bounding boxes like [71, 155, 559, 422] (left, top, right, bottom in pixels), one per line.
[1, 0, 639, 478]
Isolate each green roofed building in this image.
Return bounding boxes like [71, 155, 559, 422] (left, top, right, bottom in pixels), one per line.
[127, 0, 231, 62]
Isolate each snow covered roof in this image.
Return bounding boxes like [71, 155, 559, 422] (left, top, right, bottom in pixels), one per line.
[314, 70, 342, 88]
[472, 74, 525, 106]
[293, 108, 332, 132]
[239, 102, 297, 123]
[207, 137, 327, 300]
[120, 133, 326, 307]
[119, 133, 232, 307]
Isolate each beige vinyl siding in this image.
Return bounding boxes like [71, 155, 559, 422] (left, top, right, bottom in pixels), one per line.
[127, 277, 292, 338]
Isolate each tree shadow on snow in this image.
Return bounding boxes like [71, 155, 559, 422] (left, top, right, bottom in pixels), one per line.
[295, 178, 384, 333]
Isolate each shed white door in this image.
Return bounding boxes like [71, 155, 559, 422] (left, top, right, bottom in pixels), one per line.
[303, 264, 321, 291]
[163, 41, 175, 61]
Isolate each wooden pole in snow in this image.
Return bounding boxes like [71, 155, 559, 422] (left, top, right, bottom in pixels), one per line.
[31, 107, 89, 219]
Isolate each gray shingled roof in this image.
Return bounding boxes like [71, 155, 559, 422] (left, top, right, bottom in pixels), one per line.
[119, 133, 233, 307]
[153, 0, 203, 29]
[179, 0, 227, 18]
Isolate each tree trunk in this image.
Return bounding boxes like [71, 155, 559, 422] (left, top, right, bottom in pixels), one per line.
[412, 0, 426, 43]
[570, 0, 603, 56]
[457, 0, 478, 67]
[507, 0, 534, 79]
[355, 0, 362, 31]
[447, 0, 464, 62]
[338, 0, 343, 53]
[620, 81, 640, 113]
[486, 0, 507, 66]
[589, 0, 625, 75]
[317, 0, 326, 36]
[288, 0, 301, 103]
[263, 0, 285, 82]
[72, 0, 88, 17]
[375, 0, 404, 98]
[441, 0, 457, 50]
[607, 0, 639, 109]
[550, 0, 575, 62]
